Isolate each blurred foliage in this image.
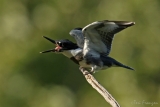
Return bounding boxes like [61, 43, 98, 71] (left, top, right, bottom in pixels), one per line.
[0, 0, 160, 107]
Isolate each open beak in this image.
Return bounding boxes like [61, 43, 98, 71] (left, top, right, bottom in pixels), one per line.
[40, 49, 55, 53]
[40, 36, 62, 53]
[43, 36, 56, 44]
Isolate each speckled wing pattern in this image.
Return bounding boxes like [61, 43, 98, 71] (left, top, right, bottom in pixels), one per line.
[83, 20, 135, 55]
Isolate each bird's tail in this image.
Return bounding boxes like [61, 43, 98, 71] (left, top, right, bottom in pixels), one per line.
[105, 57, 135, 70]
[114, 60, 134, 70]
[118, 63, 134, 70]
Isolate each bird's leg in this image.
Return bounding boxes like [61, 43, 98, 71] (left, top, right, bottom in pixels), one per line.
[90, 64, 100, 73]
[90, 61, 103, 73]
[90, 67, 95, 74]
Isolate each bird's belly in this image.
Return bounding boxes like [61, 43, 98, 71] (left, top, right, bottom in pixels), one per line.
[94, 65, 110, 73]
[101, 66, 109, 70]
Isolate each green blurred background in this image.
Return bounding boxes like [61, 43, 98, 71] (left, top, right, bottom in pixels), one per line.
[0, 0, 160, 107]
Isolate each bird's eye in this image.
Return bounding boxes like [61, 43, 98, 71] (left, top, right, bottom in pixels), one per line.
[58, 42, 63, 47]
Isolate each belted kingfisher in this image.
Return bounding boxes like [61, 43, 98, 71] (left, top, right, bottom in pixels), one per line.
[40, 36, 134, 72]
[69, 20, 135, 72]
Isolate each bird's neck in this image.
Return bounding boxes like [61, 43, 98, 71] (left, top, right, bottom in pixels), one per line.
[62, 48, 82, 58]
[62, 51, 73, 58]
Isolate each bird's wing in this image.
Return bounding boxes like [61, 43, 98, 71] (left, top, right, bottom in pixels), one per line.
[69, 28, 84, 48]
[82, 20, 135, 55]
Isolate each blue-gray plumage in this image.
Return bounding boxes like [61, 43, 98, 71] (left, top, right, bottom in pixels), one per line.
[69, 20, 135, 72]
[70, 28, 84, 48]
[40, 36, 134, 73]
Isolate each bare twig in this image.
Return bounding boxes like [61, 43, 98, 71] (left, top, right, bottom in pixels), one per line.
[79, 67, 120, 107]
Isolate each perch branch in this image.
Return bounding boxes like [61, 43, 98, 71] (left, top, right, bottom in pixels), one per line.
[79, 67, 120, 107]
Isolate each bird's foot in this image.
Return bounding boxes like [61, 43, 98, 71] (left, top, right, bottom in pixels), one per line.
[90, 67, 95, 74]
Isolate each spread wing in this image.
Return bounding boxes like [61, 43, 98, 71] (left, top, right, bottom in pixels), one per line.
[82, 20, 135, 55]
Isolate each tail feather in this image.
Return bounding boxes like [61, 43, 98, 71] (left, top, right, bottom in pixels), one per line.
[103, 56, 135, 71]
[114, 60, 134, 71]
[119, 64, 134, 70]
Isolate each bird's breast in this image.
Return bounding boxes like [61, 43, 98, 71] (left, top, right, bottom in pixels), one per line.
[62, 51, 73, 58]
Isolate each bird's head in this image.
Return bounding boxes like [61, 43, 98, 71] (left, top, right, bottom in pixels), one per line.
[40, 36, 78, 53]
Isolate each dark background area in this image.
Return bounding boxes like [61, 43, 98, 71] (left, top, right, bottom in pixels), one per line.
[0, 0, 160, 107]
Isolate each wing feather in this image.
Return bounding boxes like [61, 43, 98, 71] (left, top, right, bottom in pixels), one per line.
[82, 20, 135, 55]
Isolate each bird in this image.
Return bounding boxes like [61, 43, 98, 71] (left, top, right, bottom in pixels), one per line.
[40, 36, 134, 73]
[69, 20, 135, 72]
